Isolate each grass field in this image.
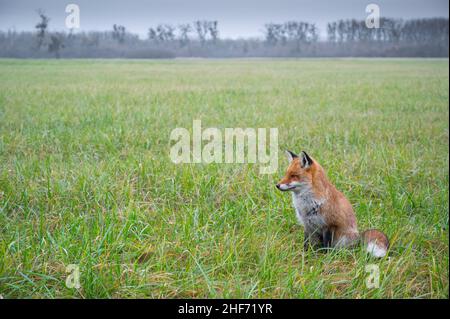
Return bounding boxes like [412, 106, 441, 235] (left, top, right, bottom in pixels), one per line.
[0, 58, 448, 298]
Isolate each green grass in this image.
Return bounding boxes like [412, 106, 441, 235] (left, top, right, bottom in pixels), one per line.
[0, 58, 448, 298]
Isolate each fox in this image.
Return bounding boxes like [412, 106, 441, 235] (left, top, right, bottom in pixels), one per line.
[276, 150, 389, 258]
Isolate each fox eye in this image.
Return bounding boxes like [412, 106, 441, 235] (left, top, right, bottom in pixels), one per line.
[290, 174, 299, 178]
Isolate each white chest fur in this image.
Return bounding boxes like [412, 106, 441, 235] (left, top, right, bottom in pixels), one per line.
[291, 187, 325, 229]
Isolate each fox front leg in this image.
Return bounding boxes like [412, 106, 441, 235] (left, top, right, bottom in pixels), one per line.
[322, 228, 333, 248]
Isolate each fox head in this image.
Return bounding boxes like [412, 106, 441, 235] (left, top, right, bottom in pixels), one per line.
[276, 150, 315, 192]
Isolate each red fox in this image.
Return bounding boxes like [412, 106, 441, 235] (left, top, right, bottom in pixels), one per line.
[276, 150, 389, 258]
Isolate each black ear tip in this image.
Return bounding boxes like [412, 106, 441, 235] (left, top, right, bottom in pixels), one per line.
[286, 150, 298, 158]
[301, 151, 313, 165]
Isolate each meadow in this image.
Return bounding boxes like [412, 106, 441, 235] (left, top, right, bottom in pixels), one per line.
[0, 58, 448, 298]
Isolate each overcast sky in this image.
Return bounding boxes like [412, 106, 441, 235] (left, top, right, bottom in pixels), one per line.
[0, 0, 448, 39]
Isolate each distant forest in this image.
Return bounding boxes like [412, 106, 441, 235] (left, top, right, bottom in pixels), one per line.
[0, 12, 448, 58]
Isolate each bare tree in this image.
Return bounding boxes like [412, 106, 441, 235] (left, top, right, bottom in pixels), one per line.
[327, 22, 337, 42]
[264, 23, 278, 45]
[35, 10, 50, 49]
[178, 23, 192, 46]
[151, 24, 175, 42]
[308, 23, 319, 43]
[160, 24, 175, 41]
[112, 24, 126, 44]
[48, 32, 64, 58]
[148, 28, 158, 42]
[208, 21, 219, 43]
[194, 20, 208, 45]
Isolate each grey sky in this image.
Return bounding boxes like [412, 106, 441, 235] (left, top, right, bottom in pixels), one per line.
[0, 0, 448, 39]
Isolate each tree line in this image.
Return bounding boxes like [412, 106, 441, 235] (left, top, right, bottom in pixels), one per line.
[326, 18, 448, 43]
[148, 21, 219, 45]
[0, 11, 448, 58]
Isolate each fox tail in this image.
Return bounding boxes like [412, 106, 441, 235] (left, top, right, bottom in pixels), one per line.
[361, 229, 389, 258]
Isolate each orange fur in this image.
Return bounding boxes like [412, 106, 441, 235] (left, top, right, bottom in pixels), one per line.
[277, 151, 389, 257]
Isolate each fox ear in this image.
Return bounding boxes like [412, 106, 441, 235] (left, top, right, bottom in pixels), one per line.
[300, 151, 313, 168]
[285, 150, 298, 163]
